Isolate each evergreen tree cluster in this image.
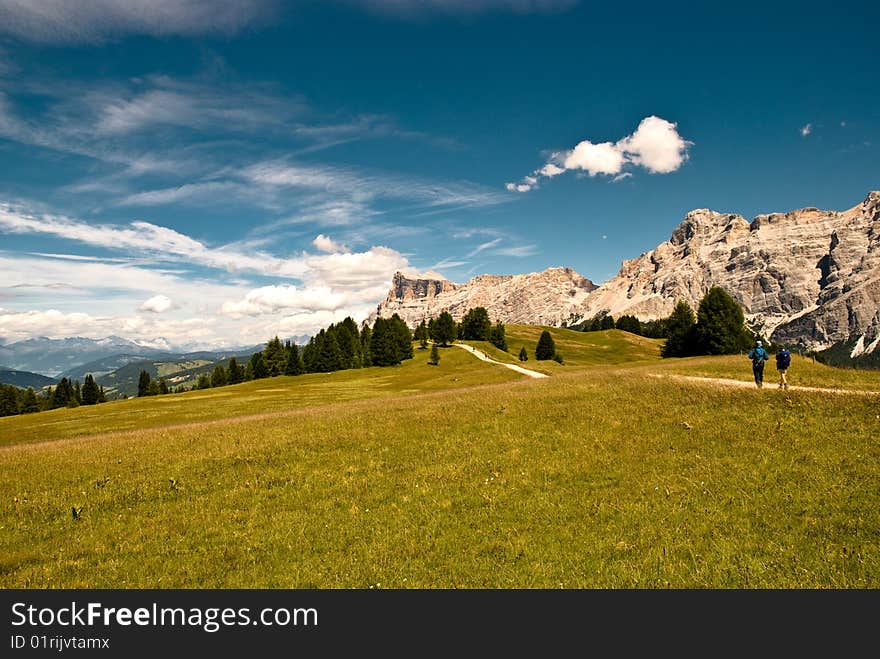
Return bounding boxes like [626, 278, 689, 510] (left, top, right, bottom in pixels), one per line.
[577, 311, 664, 338]
[137, 314, 416, 398]
[428, 311, 457, 347]
[0, 374, 108, 418]
[660, 287, 753, 357]
[6, 314, 419, 416]
[575, 287, 753, 356]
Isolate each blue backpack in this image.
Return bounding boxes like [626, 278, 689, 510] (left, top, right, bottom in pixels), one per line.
[776, 349, 791, 369]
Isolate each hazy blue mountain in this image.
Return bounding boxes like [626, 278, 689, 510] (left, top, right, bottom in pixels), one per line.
[0, 336, 165, 377]
[0, 368, 57, 389]
[96, 348, 260, 398]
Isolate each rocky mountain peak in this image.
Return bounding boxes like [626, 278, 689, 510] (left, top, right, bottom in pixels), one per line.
[371, 191, 880, 356]
[371, 266, 596, 327]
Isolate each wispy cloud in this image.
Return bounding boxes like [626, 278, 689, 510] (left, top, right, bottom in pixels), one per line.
[466, 238, 502, 257]
[0, 0, 279, 44]
[507, 116, 692, 192]
[493, 244, 538, 257]
[0, 204, 412, 346]
[240, 159, 508, 210]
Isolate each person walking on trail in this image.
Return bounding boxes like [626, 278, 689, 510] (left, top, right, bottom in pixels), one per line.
[747, 340, 769, 388]
[775, 345, 791, 390]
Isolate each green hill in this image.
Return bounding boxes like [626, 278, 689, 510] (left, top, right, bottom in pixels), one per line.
[465, 326, 663, 373]
[1, 333, 878, 589]
[0, 368, 56, 390]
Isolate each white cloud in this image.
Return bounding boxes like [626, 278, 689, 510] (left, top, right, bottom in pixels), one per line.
[303, 246, 409, 289]
[0, 0, 277, 43]
[563, 140, 625, 176]
[0, 203, 306, 278]
[0, 203, 413, 346]
[508, 115, 691, 191]
[0, 307, 221, 347]
[539, 163, 564, 177]
[221, 285, 348, 318]
[139, 294, 175, 313]
[617, 116, 691, 174]
[312, 234, 349, 253]
[801, 123, 813, 137]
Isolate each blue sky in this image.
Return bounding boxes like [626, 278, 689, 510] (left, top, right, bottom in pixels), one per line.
[0, 0, 877, 349]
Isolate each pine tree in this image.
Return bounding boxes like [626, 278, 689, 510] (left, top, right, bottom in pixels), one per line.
[662, 301, 697, 357]
[50, 377, 75, 408]
[318, 331, 345, 372]
[360, 325, 373, 367]
[414, 320, 428, 345]
[137, 370, 152, 397]
[228, 357, 244, 384]
[535, 330, 556, 360]
[284, 343, 304, 375]
[249, 352, 268, 379]
[518, 346, 528, 362]
[615, 314, 642, 334]
[432, 311, 457, 347]
[370, 317, 403, 366]
[195, 373, 211, 390]
[0, 385, 19, 416]
[390, 314, 414, 360]
[461, 307, 492, 340]
[337, 317, 363, 369]
[489, 322, 507, 351]
[73, 380, 82, 406]
[211, 364, 228, 388]
[429, 344, 440, 365]
[694, 286, 751, 355]
[146, 379, 160, 395]
[81, 374, 100, 405]
[97, 386, 107, 403]
[20, 387, 40, 413]
[263, 336, 287, 376]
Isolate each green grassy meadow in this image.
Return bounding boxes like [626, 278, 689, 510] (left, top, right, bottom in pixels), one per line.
[2, 327, 878, 588]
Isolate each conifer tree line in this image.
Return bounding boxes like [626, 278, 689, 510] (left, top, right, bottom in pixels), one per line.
[0, 374, 108, 418]
[136, 314, 416, 397]
[574, 286, 760, 358]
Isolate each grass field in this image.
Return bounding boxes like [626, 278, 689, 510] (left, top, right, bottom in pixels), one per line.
[2, 328, 878, 588]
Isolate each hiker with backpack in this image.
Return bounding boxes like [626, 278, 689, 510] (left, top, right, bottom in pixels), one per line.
[775, 345, 791, 390]
[747, 340, 769, 388]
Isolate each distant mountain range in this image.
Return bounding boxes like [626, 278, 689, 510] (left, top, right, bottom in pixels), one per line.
[0, 336, 264, 378]
[93, 350, 258, 398]
[0, 336, 167, 377]
[375, 191, 880, 361]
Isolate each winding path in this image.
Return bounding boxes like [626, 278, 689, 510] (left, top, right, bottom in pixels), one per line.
[454, 343, 548, 379]
[649, 373, 880, 396]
